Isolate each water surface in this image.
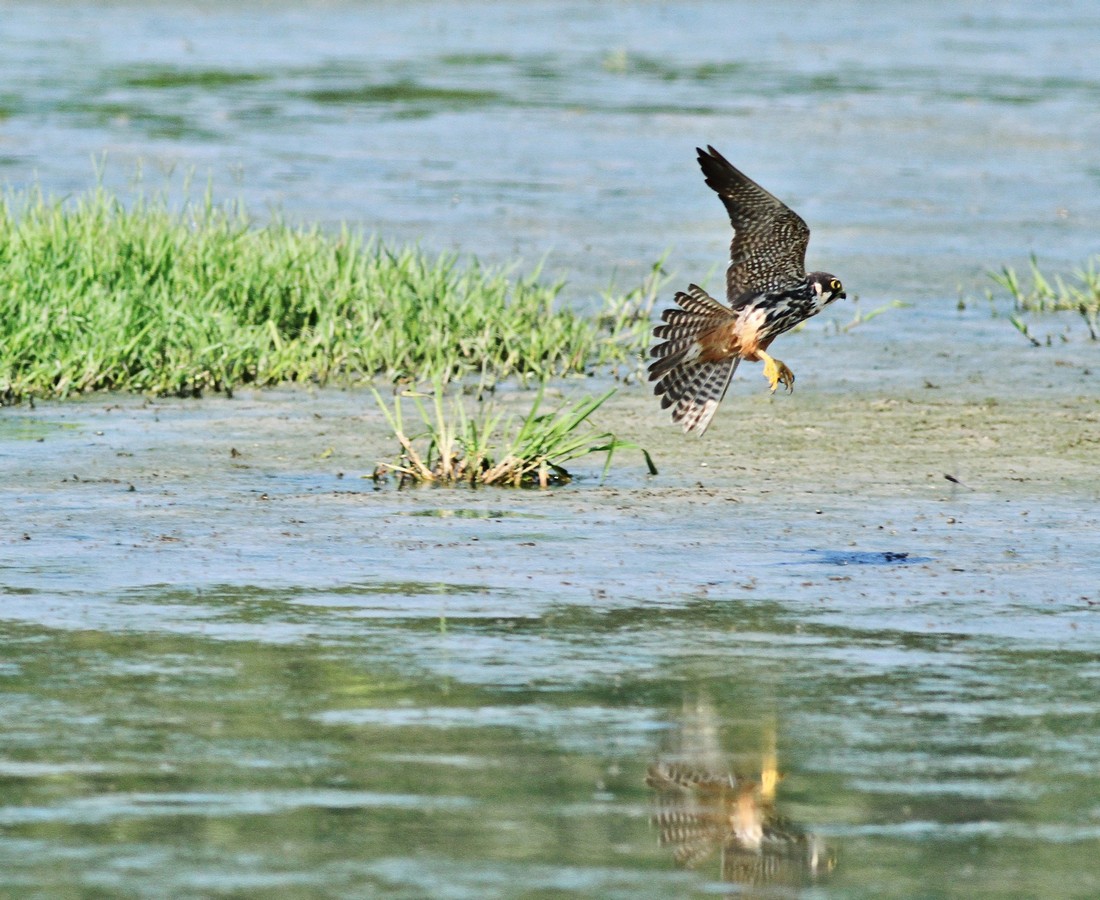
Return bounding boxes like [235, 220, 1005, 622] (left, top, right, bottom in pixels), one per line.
[2, 1, 1100, 896]
[3, 382, 1099, 897]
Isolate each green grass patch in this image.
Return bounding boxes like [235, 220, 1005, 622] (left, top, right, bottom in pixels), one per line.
[438, 53, 515, 67]
[302, 80, 502, 107]
[990, 255, 1100, 341]
[118, 67, 271, 90]
[370, 380, 657, 488]
[55, 100, 214, 139]
[0, 185, 657, 403]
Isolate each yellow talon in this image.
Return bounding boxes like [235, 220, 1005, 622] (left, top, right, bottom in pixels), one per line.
[759, 351, 795, 393]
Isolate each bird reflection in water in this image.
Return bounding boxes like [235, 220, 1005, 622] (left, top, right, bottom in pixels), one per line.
[646, 694, 833, 890]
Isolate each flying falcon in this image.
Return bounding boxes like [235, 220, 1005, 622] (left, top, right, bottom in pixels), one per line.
[648, 146, 846, 435]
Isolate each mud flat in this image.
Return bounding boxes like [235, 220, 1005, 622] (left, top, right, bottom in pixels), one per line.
[3, 311, 1097, 618]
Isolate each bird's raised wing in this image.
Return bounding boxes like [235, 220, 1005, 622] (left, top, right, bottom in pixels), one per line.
[696, 146, 810, 304]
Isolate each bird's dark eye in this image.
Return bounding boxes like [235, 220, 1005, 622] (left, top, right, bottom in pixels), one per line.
[829, 279, 842, 292]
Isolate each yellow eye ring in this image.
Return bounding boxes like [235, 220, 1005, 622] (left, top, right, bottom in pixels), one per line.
[829, 279, 842, 291]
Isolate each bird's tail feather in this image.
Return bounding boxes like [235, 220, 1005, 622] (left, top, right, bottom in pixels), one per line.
[648, 285, 738, 436]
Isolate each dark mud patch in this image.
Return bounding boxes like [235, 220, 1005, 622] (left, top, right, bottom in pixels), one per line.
[399, 509, 541, 520]
[787, 550, 932, 566]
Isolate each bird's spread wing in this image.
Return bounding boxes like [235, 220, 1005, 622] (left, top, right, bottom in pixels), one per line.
[696, 145, 810, 304]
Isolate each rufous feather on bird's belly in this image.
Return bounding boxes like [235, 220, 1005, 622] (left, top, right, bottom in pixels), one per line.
[696, 311, 774, 364]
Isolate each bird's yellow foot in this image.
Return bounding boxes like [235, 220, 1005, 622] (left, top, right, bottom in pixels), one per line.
[760, 352, 795, 393]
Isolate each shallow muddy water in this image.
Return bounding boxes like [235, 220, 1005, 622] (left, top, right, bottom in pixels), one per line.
[3, 0, 1100, 896]
[3, 352, 1099, 896]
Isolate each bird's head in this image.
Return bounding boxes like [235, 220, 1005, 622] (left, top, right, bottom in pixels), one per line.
[808, 273, 846, 309]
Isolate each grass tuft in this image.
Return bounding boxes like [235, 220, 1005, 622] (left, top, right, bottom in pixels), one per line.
[827, 297, 908, 334]
[990, 255, 1100, 341]
[370, 380, 657, 488]
[0, 185, 652, 403]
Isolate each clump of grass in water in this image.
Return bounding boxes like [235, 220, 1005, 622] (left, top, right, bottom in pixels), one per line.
[0, 185, 652, 403]
[989, 255, 1100, 341]
[370, 380, 657, 488]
